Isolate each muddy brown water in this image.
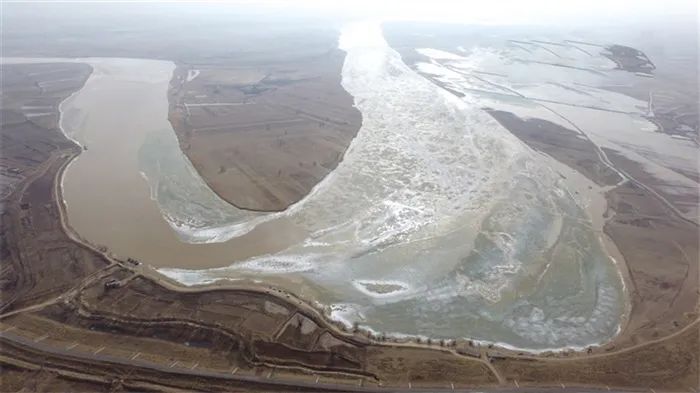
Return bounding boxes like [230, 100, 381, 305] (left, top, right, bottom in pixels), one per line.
[47, 58, 307, 268]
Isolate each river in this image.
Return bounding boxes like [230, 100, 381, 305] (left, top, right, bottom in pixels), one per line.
[4, 22, 626, 350]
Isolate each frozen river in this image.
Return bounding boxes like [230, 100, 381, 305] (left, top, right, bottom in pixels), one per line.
[5, 22, 626, 350]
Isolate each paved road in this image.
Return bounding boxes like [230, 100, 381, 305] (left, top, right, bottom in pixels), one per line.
[0, 331, 640, 393]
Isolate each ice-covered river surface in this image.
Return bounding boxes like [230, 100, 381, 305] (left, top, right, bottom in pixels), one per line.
[11, 22, 627, 350]
[160, 22, 626, 350]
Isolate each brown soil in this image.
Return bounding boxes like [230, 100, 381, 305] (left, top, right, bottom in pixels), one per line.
[0, 63, 107, 313]
[493, 320, 698, 391]
[0, 362, 121, 393]
[603, 175, 699, 346]
[168, 50, 362, 211]
[485, 109, 622, 186]
[604, 147, 699, 226]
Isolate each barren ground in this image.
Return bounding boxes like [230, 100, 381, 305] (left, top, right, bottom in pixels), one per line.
[168, 51, 362, 211]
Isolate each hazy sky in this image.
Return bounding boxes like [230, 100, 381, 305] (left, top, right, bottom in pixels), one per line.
[230, 0, 696, 25]
[4, 0, 696, 27]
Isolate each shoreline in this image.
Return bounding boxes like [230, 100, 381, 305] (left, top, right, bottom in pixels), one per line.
[532, 148, 633, 350]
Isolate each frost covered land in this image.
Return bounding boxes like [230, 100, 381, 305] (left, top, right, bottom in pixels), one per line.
[158, 22, 625, 350]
